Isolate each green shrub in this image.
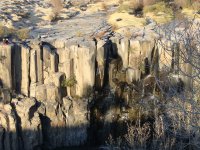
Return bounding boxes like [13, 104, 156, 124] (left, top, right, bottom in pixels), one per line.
[61, 75, 77, 87]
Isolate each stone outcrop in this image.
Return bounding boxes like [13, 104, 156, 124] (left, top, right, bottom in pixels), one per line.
[0, 32, 193, 149]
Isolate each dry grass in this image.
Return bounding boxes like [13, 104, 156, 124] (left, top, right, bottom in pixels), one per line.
[143, 0, 156, 6]
[108, 12, 145, 30]
[51, 0, 63, 13]
[86, 0, 120, 13]
[143, 1, 173, 14]
[129, 0, 143, 10]
[117, 4, 130, 12]
[192, 1, 200, 10]
[175, 0, 200, 9]
[117, 0, 157, 12]
[118, 0, 124, 5]
[76, 31, 83, 37]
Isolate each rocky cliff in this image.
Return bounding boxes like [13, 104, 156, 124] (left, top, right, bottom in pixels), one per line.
[0, 26, 193, 149]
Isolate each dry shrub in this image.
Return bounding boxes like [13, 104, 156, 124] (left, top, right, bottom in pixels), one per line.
[174, 0, 190, 8]
[51, 0, 63, 13]
[175, 0, 200, 9]
[50, 0, 63, 21]
[118, 0, 124, 5]
[16, 28, 30, 40]
[129, 0, 143, 10]
[0, 25, 14, 38]
[101, 2, 108, 11]
[192, 1, 200, 10]
[143, 0, 156, 6]
[0, 25, 29, 40]
[129, 0, 156, 11]
[48, 13, 58, 22]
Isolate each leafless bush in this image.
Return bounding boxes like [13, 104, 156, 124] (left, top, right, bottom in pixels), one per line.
[107, 18, 200, 150]
[129, 0, 143, 10]
[153, 18, 200, 150]
[101, 2, 108, 11]
[50, 0, 63, 21]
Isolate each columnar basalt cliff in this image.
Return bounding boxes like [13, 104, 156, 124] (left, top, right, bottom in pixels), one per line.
[0, 33, 193, 149]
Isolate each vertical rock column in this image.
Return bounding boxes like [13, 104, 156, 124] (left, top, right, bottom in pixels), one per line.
[0, 43, 13, 89]
[72, 42, 96, 97]
[129, 40, 142, 81]
[30, 42, 43, 97]
[43, 45, 58, 84]
[21, 46, 30, 96]
[57, 46, 71, 96]
[96, 40, 106, 89]
[50, 52, 56, 73]
[36, 43, 43, 84]
[0, 104, 19, 150]
[112, 38, 129, 68]
[30, 50, 37, 97]
[13, 44, 21, 92]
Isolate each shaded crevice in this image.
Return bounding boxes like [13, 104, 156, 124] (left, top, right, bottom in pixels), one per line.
[10, 103, 24, 150]
[39, 114, 51, 148]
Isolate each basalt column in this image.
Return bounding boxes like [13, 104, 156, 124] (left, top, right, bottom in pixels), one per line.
[0, 43, 13, 89]
[95, 40, 106, 90]
[30, 50, 37, 97]
[30, 42, 43, 97]
[20, 46, 30, 96]
[36, 43, 43, 84]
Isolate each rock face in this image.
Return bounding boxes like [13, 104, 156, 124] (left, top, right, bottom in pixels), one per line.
[0, 44, 13, 89]
[0, 40, 92, 149]
[0, 32, 193, 149]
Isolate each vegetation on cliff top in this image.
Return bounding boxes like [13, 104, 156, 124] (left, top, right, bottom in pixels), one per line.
[0, 24, 30, 40]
